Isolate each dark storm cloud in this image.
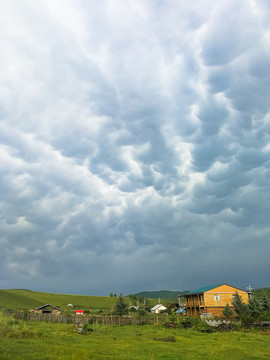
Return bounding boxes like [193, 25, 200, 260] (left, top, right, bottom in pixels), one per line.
[0, 0, 270, 295]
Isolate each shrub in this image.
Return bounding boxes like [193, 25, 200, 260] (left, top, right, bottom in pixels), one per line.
[82, 323, 94, 334]
[223, 304, 234, 318]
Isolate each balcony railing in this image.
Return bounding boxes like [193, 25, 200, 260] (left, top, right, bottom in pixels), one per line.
[186, 300, 205, 306]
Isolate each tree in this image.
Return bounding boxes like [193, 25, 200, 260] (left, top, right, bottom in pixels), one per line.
[113, 295, 128, 316]
[232, 291, 252, 324]
[248, 297, 261, 320]
[223, 304, 233, 318]
[232, 291, 246, 317]
[261, 293, 270, 312]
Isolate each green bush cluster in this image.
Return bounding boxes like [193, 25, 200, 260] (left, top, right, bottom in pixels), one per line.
[232, 292, 270, 324]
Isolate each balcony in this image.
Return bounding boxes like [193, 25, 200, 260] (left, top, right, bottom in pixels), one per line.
[185, 297, 205, 307]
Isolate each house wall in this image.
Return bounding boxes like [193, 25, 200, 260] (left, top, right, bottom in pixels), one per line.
[204, 284, 249, 307]
[35, 308, 61, 315]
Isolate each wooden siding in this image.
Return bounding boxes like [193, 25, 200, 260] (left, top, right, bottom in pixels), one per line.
[204, 284, 249, 307]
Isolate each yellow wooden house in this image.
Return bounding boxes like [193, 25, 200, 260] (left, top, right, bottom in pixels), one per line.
[184, 284, 249, 317]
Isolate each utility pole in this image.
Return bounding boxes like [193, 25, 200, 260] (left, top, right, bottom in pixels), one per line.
[247, 285, 253, 300]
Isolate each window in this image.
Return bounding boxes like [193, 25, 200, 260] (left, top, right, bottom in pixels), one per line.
[214, 294, 220, 301]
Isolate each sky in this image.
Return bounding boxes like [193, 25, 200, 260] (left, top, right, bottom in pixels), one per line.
[0, 0, 270, 296]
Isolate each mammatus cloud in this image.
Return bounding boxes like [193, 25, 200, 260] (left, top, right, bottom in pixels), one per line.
[0, 0, 269, 295]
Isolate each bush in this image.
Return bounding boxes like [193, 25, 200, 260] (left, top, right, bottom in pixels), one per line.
[259, 310, 270, 322]
[223, 304, 234, 318]
[82, 323, 94, 334]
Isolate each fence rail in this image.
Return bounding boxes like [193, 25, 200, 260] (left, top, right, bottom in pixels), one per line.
[14, 313, 168, 325]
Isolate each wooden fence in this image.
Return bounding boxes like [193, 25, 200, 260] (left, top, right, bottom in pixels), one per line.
[14, 313, 168, 325]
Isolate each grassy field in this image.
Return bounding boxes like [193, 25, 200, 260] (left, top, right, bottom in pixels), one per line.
[0, 314, 270, 360]
[0, 289, 161, 313]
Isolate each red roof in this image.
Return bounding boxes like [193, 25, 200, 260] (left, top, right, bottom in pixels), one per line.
[75, 310, 84, 313]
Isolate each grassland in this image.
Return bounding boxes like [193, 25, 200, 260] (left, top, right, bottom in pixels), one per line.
[0, 314, 270, 360]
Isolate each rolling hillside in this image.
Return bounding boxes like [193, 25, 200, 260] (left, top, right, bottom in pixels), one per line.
[0, 289, 158, 312]
[0, 289, 119, 312]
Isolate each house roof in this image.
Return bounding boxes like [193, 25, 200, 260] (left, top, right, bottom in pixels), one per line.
[151, 304, 166, 311]
[35, 304, 61, 311]
[185, 284, 223, 295]
[184, 283, 247, 296]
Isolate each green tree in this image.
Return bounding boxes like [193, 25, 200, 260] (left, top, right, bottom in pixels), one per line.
[223, 304, 234, 318]
[248, 297, 261, 320]
[232, 292, 246, 316]
[113, 296, 128, 316]
[232, 291, 251, 324]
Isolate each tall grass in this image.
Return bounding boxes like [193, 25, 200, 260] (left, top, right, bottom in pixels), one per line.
[0, 311, 40, 338]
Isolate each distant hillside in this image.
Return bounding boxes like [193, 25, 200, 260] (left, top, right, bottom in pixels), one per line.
[253, 287, 270, 299]
[134, 288, 270, 301]
[132, 290, 189, 301]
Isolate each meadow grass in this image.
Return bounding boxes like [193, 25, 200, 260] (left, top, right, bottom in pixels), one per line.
[0, 314, 270, 360]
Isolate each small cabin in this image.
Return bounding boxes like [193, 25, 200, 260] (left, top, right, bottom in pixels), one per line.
[34, 304, 61, 314]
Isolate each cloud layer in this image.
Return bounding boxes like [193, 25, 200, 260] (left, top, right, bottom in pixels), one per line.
[1, 0, 270, 295]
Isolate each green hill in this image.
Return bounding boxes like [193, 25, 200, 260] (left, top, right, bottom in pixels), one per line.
[0, 289, 119, 312]
[132, 290, 189, 301]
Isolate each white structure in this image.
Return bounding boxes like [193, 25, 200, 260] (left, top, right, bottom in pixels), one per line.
[150, 304, 167, 314]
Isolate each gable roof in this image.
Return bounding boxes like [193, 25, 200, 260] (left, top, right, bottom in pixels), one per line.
[185, 284, 247, 295]
[150, 304, 166, 311]
[35, 304, 61, 311]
